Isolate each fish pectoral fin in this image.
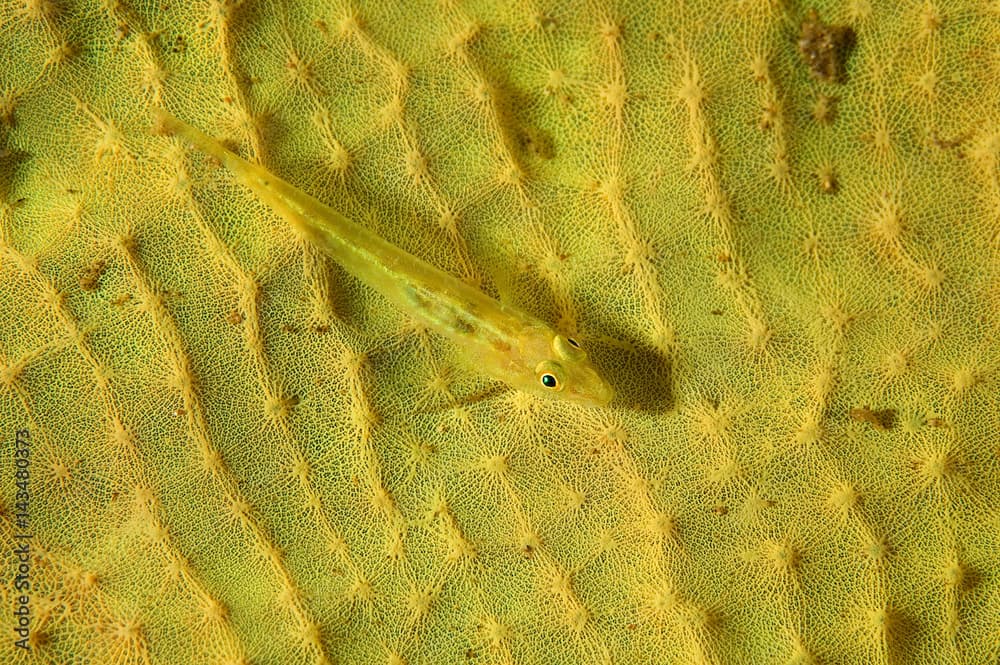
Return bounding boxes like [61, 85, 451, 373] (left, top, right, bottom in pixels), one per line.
[470, 258, 513, 306]
[417, 381, 511, 414]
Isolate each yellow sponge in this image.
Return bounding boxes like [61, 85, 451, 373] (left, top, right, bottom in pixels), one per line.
[1, 1, 997, 663]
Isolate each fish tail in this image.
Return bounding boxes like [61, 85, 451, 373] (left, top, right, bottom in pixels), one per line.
[150, 107, 330, 241]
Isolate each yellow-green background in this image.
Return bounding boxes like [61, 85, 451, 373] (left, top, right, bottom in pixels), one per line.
[1, 0, 998, 663]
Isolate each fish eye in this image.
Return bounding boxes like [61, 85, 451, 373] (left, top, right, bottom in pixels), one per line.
[552, 335, 586, 360]
[536, 360, 565, 391]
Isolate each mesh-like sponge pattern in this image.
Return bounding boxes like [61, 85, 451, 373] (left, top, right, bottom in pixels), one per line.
[1, 0, 998, 663]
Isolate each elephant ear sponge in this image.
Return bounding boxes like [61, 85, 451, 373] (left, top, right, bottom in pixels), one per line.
[1, 1, 998, 664]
